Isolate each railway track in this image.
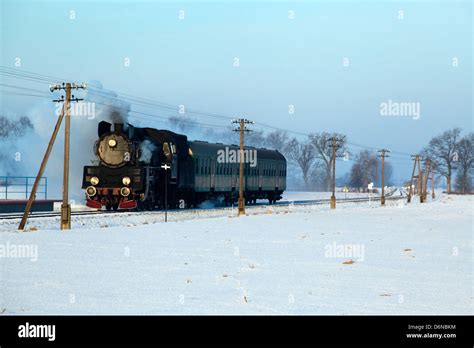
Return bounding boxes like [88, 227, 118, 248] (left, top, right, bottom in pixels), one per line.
[0, 194, 406, 221]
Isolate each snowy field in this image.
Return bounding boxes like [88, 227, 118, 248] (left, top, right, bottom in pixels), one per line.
[0, 193, 472, 315]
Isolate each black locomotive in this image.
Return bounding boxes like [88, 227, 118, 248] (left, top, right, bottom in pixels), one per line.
[82, 121, 286, 210]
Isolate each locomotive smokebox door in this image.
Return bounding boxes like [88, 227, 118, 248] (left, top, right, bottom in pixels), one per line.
[170, 154, 178, 184]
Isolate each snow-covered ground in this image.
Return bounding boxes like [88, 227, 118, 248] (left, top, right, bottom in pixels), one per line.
[0, 193, 472, 314]
[282, 188, 399, 201]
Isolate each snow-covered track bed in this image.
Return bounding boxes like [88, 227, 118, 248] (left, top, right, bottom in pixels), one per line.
[0, 195, 406, 231]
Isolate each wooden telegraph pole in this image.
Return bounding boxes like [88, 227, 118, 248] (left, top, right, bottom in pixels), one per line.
[421, 159, 432, 203]
[407, 155, 417, 203]
[18, 82, 86, 231]
[431, 162, 436, 199]
[232, 118, 253, 216]
[407, 154, 422, 204]
[422, 159, 436, 202]
[329, 136, 344, 209]
[416, 155, 423, 203]
[377, 149, 390, 206]
[61, 83, 72, 229]
[18, 103, 66, 230]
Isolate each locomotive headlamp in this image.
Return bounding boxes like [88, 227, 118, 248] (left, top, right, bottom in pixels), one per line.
[90, 176, 100, 185]
[108, 139, 117, 148]
[122, 176, 131, 185]
[120, 187, 131, 197]
[86, 186, 97, 197]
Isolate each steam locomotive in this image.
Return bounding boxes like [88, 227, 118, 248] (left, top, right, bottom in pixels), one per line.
[82, 121, 286, 210]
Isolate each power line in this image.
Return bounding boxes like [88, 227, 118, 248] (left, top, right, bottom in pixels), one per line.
[0, 65, 415, 157]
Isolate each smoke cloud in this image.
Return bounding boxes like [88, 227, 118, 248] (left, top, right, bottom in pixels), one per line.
[138, 140, 156, 164]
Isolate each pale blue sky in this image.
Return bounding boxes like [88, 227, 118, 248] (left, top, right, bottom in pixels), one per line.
[1, 0, 472, 182]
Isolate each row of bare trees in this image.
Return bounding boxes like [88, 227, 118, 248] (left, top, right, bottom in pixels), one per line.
[422, 128, 473, 194]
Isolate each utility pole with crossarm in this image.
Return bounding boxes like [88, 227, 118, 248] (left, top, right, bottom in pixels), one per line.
[328, 135, 345, 209]
[378, 149, 390, 206]
[232, 118, 253, 216]
[19, 82, 86, 231]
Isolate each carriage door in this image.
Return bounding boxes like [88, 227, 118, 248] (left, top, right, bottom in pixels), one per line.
[258, 161, 263, 189]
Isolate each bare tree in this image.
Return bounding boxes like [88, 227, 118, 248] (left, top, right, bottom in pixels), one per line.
[246, 129, 266, 147]
[265, 130, 290, 155]
[349, 150, 379, 190]
[0, 116, 9, 138]
[454, 133, 473, 193]
[0, 115, 34, 138]
[308, 132, 348, 191]
[423, 128, 461, 193]
[287, 138, 316, 189]
[309, 162, 327, 191]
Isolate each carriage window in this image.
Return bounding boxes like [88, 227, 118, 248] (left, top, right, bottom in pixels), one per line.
[196, 159, 199, 174]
